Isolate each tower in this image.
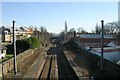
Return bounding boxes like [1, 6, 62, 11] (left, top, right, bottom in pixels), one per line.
[118, 1, 120, 22]
[65, 21, 68, 40]
[65, 21, 67, 34]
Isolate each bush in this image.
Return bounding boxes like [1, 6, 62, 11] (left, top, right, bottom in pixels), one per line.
[16, 39, 30, 53]
[6, 36, 40, 55]
[63, 40, 79, 51]
[26, 36, 40, 49]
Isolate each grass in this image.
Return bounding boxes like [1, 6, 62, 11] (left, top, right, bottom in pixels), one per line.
[0, 54, 13, 62]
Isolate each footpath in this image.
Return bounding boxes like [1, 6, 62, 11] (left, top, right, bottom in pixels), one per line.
[2, 47, 49, 80]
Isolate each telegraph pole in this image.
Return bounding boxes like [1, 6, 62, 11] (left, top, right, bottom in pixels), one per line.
[100, 20, 104, 71]
[13, 20, 17, 75]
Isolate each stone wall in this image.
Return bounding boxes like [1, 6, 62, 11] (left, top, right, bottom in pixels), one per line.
[0, 63, 2, 78]
[2, 49, 35, 75]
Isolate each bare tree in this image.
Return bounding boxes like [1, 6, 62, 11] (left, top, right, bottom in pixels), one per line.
[93, 21, 120, 35]
[40, 26, 47, 33]
[77, 27, 83, 33]
[68, 28, 76, 34]
[39, 26, 49, 44]
[77, 27, 88, 33]
[104, 21, 120, 34]
[95, 23, 101, 34]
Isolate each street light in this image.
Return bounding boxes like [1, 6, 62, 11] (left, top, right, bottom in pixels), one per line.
[13, 20, 17, 75]
[2, 56, 4, 79]
[100, 20, 104, 71]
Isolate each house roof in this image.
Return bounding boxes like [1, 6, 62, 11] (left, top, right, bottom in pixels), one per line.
[93, 47, 120, 53]
[111, 41, 120, 46]
[79, 34, 116, 39]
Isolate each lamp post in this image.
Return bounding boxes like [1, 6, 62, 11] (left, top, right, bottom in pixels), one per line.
[13, 20, 17, 75]
[2, 56, 4, 79]
[100, 20, 104, 71]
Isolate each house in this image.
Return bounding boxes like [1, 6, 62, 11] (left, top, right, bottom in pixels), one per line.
[10, 27, 34, 41]
[0, 44, 7, 59]
[77, 34, 117, 48]
[0, 26, 11, 42]
[24, 27, 34, 37]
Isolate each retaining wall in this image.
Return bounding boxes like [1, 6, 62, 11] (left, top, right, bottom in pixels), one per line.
[2, 49, 35, 75]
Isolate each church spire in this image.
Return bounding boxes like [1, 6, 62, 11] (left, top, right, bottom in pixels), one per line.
[65, 21, 67, 34]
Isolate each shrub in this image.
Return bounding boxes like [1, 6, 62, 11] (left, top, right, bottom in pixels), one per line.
[6, 36, 40, 55]
[63, 40, 79, 51]
[26, 36, 40, 49]
[16, 39, 30, 53]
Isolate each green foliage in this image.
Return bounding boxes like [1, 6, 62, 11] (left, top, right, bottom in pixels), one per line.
[0, 54, 13, 62]
[26, 36, 40, 49]
[16, 39, 30, 50]
[6, 36, 40, 55]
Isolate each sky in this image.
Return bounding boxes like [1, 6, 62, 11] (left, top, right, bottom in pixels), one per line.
[1, 1, 118, 33]
[118, 1, 120, 20]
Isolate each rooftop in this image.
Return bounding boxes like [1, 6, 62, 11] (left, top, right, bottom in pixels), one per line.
[79, 34, 117, 39]
[93, 47, 120, 53]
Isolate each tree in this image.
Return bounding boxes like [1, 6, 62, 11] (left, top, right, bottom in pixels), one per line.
[26, 36, 40, 49]
[81, 29, 87, 34]
[115, 21, 120, 34]
[39, 26, 50, 45]
[77, 27, 87, 34]
[68, 28, 76, 34]
[40, 26, 47, 33]
[95, 23, 101, 34]
[105, 22, 116, 34]
[59, 30, 65, 37]
[103, 21, 120, 34]
[77, 27, 83, 33]
[34, 27, 37, 36]
[93, 21, 120, 35]
[6, 36, 40, 54]
[63, 39, 79, 51]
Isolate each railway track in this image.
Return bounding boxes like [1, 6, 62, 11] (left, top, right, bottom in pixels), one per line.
[57, 46, 79, 80]
[39, 55, 52, 79]
[50, 54, 58, 79]
[39, 47, 58, 79]
[38, 46, 79, 79]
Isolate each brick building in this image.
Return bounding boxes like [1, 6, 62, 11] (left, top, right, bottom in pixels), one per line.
[77, 34, 118, 48]
[0, 26, 11, 42]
